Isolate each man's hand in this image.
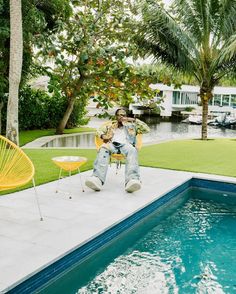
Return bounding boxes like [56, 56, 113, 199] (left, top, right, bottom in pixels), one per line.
[121, 117, 136, 123]
[101, 133, 113, 143]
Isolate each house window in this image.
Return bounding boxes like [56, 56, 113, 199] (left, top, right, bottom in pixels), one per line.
[222, 95, 230, 106]
[173, 91, 200, 105]
[230, 95, 236, 108]
[181, 92, 198, 105]
[173, 91, 181, 104]
[213, 94, 221, 106]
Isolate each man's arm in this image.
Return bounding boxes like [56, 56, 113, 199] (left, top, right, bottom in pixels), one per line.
[121, 116, 150, 134]
[96, 123, 114, 143]
[100, 133, 113, 143]
[134, 118, 150, 134]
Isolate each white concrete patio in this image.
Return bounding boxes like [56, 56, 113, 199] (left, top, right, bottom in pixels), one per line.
[1, 166, 236, 293]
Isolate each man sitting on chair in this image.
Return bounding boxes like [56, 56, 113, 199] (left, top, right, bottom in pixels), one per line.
[85, 108, 150, 193]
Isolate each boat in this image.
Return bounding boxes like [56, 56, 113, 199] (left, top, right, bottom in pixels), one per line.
[182, 110, 236, 127]
[181, 114, 202, 125]
[208, 112, 236, 127]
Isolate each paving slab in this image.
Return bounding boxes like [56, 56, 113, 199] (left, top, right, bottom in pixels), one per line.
[0, 166, 236, 293]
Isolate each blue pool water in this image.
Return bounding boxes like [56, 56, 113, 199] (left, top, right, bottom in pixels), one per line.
[39, 187, 236, 294]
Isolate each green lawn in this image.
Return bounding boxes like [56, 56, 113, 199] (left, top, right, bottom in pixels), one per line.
[1, 138, 236, 195]
[24, 148, 97, 185]
[19, 127, 95, 146]
[139, 138, 236, 177]
[0, 148, 97, 195]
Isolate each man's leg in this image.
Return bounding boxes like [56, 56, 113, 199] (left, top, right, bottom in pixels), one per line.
[120, 144, 141, 192]
[85, 144, 117, 191]
[93, 146, 110, 184]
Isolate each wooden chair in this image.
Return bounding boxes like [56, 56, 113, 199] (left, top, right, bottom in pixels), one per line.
[94, 122, 142, 173]
[0, 135, 43, 220]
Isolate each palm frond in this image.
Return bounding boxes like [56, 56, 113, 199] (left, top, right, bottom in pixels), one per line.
[213, 57, 236, 82]
[137, 0, 200, 73]
[209, 34, 236, 77]
[220, 34, 236, 62]
[135, 0, 236, 87]
[217, 0, 236, 38]
[211, 37, 236, 81]
[171, 0, 203, 41]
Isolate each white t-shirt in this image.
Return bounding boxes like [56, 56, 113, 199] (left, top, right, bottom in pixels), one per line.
[112, 127, 127, 144]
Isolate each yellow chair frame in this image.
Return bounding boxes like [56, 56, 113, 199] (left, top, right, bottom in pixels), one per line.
[52, 156, 87, 198]
[95, 122, 142, 173]
[0, 135, 43, 220]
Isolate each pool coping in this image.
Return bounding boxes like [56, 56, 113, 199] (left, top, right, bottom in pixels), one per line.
[21, 130, 200, 149]
[4, 171, 236, 294]
[22, 132, 96, 149]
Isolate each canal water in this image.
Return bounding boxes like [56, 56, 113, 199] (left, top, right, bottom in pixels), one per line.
[42, 116, 236, 148]
[142, 116, 236, 144]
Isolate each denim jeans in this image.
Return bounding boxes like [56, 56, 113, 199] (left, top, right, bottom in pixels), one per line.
[93, 142, 140, 185]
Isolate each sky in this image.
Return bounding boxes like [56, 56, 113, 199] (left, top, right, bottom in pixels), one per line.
[164, 0, 173, 5]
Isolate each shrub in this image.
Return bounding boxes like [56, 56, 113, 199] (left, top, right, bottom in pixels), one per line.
[0, 85, 88, 131]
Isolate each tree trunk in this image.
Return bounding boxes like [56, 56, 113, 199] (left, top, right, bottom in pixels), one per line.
[56, 96, 76, 134]
[201, 98, 208, 140]
[56, 78, 85, 135]
[6, 0, 23, 145]
[200, 87, 213, 140]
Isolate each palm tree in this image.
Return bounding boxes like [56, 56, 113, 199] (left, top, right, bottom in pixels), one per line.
[136, 0, 236, 139]
[6, 0, 23, 145]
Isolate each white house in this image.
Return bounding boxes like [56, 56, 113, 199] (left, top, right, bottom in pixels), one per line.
[149, 83, 236, 117]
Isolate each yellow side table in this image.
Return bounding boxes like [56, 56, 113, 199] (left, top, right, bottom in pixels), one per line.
[52, 156, 87, 198]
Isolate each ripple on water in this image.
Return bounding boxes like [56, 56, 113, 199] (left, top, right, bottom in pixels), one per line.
[78, 196, 236, 293]
[78, 251, 179, 294]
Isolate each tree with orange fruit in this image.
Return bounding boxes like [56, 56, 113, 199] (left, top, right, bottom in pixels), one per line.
[38, 0, 159, 134]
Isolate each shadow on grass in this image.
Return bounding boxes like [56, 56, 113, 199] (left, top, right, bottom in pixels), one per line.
[192, 138, 215, 141]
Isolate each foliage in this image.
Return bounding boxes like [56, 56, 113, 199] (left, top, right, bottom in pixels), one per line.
[138, 62, 236, 88]
[136, 0, 236, 81]
[37, 0, 160, 133]
[1, 86, 88, 131]
[219, 74, 236, 87]
[0, 0, 71, 99]
[67, 99, 89, 128]
[135, 0, 236, 139]
[137, 63, 198, 87]
[184, 107, 195, 112]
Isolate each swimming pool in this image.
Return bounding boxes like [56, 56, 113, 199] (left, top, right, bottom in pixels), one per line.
[8, 179, 236, 293]
[42, 132, 96, 148]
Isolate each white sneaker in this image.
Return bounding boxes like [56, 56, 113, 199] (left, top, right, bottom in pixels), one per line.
[125, 179, 141, 193]
[85, 176, 102, 191]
